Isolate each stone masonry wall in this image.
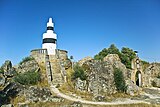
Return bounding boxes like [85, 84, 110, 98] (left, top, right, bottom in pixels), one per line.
[30, 49, 47, 64]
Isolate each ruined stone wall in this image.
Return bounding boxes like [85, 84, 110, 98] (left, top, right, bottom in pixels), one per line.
[131, 57, 144, 87]
[30, 49, 47, 64]
[56, 49, 68, 60]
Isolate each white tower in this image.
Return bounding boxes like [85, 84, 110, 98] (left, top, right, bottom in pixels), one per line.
[42, 18, 57, 55]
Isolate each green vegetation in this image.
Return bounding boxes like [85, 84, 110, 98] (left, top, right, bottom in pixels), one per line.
[94, 44, 136, 69]
[72, 64, 87, 80]
[114, 68, 127, 93]
[19, 56, 35, 65]
[14, 70, 40, 85]
[94, 44, 120, 60]
[120, 47, 136, 68]
[0, 67, 4, 74]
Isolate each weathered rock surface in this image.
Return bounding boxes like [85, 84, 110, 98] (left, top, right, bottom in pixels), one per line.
[75, 78, 87, 92]
[1, 104, 13, 107]
[70, 101, 82, 107]
[143, 63, 160, 87]
[0, 74, 5, 86]
[152, 78, 160, 87]
[25, 86, 64, 103]
[0, 82, 23, 106]
[1, 60, 16, 77]
[75, 54, 140, 96]
[103, 54, 128, 79]
[126, 80, 139, 96]
[17, 59, 39, 73]
[78, 56, 93, 66]
[77, 57, 118, 97]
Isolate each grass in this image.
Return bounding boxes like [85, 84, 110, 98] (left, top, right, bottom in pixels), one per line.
[84, 103, 159, 107]
[11, 95, 26, 106]
[37, 62, 49, 88]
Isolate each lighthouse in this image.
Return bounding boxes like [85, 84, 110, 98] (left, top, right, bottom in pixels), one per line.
[42, 18, 57, 55]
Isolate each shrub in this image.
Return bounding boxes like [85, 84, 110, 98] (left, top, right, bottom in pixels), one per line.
[151, 81, 157, 87]
[0, 67, 4, 74]
[14, 70, 40, 85]
[114, 68, 127, 93]
[72, 64, 87, 80]
[94, 44, 136, 69]
[19, 56, 34, 65]
[94, 44, 120, 60]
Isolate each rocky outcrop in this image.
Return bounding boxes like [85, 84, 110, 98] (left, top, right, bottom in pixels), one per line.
[0, 74, 5, 86]
[75, 78, 87, 92]
[78, 57, 93, 66]
[1, 60, 16, 77]
[17, 59, 39, 73]
[75, 54, 140, 96]
[25, 86, 64, 103]
[126, 79, 139, 96]
[103, 54, 128, 79]
[152, 78, 160, 87]
[0, 82, 23, 106]
[83, 59, 117, 96]
[143, 63, 160, 87]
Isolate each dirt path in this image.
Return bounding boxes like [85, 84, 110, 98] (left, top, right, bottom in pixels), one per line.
[50, 85, 149, 105]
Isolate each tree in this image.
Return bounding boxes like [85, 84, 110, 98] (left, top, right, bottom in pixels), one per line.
[120, 47, 136, 68]
[114, 68, 127, 93]
[94, 44, 136, 69]
[107, 44, 120, 55]
[94, 44, 120, 60]
[72, 64, 87, 80]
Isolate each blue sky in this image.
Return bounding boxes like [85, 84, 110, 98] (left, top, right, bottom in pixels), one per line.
[0, 0, 160, 65]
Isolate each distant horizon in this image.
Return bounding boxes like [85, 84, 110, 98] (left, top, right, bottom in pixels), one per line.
[0, 0, 160, 65]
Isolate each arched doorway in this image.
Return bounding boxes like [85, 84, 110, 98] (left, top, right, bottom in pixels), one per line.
[135, 71, 142, 86]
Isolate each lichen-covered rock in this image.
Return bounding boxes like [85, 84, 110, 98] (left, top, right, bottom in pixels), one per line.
[1, 60, 12, 73]
[75, 78, 87, 91]
[103, 54, 121, 63]
[1, 104, 13, 107]
[0, 74, 5, 86]
[143, 63, 160, 87]
[70, 101, 82, 107]
[62, 59, 72, 69]
[25, 86, 64, 103]
[82, 60, 117, 96]
[103, 54, 128, 79]
[1, 60, 16, 77]
[17, 59, 39, 73]
[152, 78, 160, 87]
[75, 54, 138, 97]
[126, 79, 139, 95]
[26, 86, 52, 102]
[78, 56, 93, 66]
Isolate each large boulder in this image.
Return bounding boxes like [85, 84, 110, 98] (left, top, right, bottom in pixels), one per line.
[81, 60, 117, 96]
[143, 63, 160, 87]
[103, 54, 128, 79]
[17, 59, 39, 73]
[152, 78, 160, 87]
[1, 60, 16, 77]
[1, 60, 12, 73]
[75, 78, 87, 92]
[0, 82, 23, 106]
[126, 79, 139, 96]
[0, 74, 5, 86]
[25, 86, 64, 103]
[78, 56, 93, 66]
